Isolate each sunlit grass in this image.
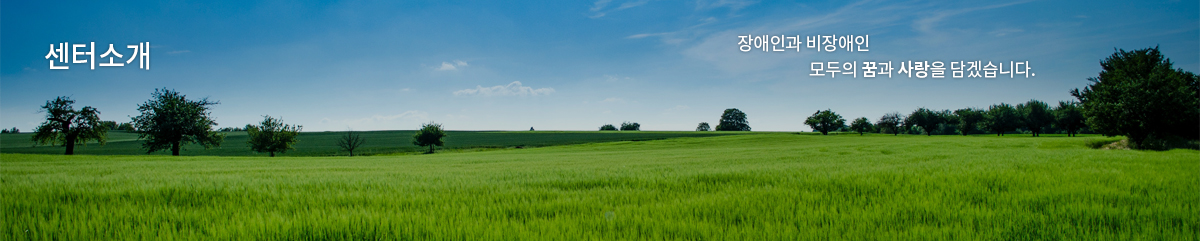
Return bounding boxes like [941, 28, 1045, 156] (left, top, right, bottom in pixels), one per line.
[2, 133, 1196, 240]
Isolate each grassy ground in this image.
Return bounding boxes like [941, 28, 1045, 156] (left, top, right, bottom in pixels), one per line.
[2, 133, 1196, 240]
[0, 131, 743, 156]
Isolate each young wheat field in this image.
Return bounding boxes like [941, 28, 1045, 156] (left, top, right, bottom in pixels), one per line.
[2, 133, 1196, 240]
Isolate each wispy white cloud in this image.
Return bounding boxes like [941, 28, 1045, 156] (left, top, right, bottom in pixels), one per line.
[600, 97, 626, 103]
[436, 60, 469, 71]
[694, 0, 757, 11]
[603, 75, 631, 82]
[912, 0, 1033, 35]
[616, 0, 650, 10]
[454, 81, 555, 97]
[591, 0, 612, 11]
[589, 0, 651, 18]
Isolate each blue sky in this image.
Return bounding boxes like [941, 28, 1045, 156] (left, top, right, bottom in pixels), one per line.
[2, 0, 1197, 132]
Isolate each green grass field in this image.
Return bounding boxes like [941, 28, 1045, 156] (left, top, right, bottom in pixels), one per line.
[2, 133, 1197, 240]
[0, 131, 741, 156]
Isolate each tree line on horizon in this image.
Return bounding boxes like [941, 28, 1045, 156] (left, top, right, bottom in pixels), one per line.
[25, 89, 446, 156]
[20, 47, 1197, 153]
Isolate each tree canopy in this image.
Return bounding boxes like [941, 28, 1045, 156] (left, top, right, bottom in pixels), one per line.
[337, 129, 367, 156]
[247, 115, 302, 157]
[876, 112, 904, 136]
[1017, 100, 1053, 137]
[620, 122, 641, 131]
[32, 96, 107, 155]
[413, 122, 446, 153]
[905, 108, 944, 136]
[804, 109, 845, 135]
[983, 103, 1020, 136]
[849, 117, 872, 136]
[696, 122, 710, 131]
[131, 88, 224, 156]
[599, 124, 617, 131]
[1053, 101, 1086, 137]
[715, 108, 750, 131]
[1070, 46, 1199, 149]
[953, 108, 984, 136]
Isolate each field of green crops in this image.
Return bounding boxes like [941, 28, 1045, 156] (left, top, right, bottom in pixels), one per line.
[2, 133, 1197, 240]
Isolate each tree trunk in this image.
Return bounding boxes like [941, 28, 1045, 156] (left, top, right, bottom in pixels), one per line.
[270, 152, 275, 157]
[171, 141, 181, 156]
[429, 145, 434, 154]
[64, 134, 76, 155]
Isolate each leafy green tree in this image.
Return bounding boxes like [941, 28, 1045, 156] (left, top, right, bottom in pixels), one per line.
[116, 122, 135, 132]
[849, 117, 872, 136]
[1053, 101, 1086, 137]
[620, 122, 641, 131]
[99, 121, 117, 130]
[1070, 46, 1199, 148]
[599, 124, 617, 131]
[876, 112, 904, 135]
[804, 109, 845, 135]
[31, 96, 107, 155]
[696, 122, 710, 131]
[338, 129, 367, 156]
[247, 115, 302, 157]
[983, 103, 1021, 136]
[1017, 100, 1053, 137]
[715, 108, 750, 131]
[905, 108, 944, 136]
[953, 108, 985, 136]
[413, 122, 446, 153]
[132, 88, 224, 156]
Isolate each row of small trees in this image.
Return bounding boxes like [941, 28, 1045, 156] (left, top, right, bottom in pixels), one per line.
[599, 122, 641, 131]
[694, 108, 753, 131]
[800, 99, 1085, 137]
[797, 47, 1198, 150]
[32, 89, 448, 156]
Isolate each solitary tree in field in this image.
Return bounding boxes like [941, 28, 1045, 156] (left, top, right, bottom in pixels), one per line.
[804, 109, 845, 135]
[982, 103, 1020, 136]
[953, 108, 985, 136]
[1017, 100, 1053, 137]
[905, 108, 944, 136]
[599, 124, 617, 131]
[1053, 101, 1086, 137]
[247, 115, 302, 157]
[849, 117, 872, 136]
[1071, 46, 1199, 149]
[132, 88, 224, 156]
[876, 112, 903, 135]
[696, 122, 710, 131]
[31, 96, 107, 155]
[338, 129, 367, 156]
[413, 122, 446, 153]
[620, 122, 641, 131]
[715, 108, 750, 131]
